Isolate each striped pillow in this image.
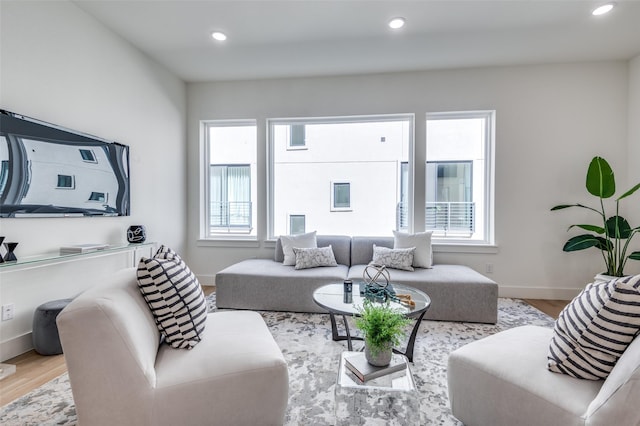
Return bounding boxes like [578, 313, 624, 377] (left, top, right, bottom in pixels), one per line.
[547, 274, 640, 380]
[136, 247, 207, 349]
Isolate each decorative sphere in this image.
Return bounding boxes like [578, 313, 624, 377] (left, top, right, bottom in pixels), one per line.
[363, 263, 390, 288]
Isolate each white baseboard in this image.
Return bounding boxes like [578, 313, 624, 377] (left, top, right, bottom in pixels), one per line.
[1, 332, 32, 362]
[197, 274, 216, 287]
[499, 286, 580, 300]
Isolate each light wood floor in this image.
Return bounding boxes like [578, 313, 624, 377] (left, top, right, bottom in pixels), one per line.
[0, 295, 568, 407]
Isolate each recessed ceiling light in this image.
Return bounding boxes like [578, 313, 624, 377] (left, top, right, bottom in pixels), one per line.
[388, 17, 406, 30]
[592, 3, 615, 16]
[211, 31, 227, 41]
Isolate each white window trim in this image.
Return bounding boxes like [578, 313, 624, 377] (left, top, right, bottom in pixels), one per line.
[288, 213, 306, 234]
[425, 110, 495, 246]
[199, 119, 258, 241]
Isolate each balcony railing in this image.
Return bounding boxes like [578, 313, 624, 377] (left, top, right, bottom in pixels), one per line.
[210, 201, 252, 232]
[397, 202, 475, 234]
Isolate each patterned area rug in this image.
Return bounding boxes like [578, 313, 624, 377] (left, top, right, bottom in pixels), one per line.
[0, 296, 554, 425]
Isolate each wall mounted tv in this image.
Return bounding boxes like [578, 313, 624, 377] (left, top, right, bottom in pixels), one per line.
[0, 109, 130, 217]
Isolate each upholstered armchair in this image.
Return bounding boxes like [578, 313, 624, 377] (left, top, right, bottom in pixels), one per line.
[57, 268, 289, 426]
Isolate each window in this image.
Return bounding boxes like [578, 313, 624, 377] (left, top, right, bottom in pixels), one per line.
[289, 124, 306, 149]
[57, 174, 75, 189]
[425, 111, 494, 243]
[88, 191, 107, 202]
[331, 182, 351, 210]
[79, 149, 97, 163]
[269, 115, 412, 237]
[289, 214, 306, 234]
[202, 121, 257, 238]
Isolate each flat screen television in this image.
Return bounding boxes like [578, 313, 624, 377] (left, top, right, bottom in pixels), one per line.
[0, 109, 130, 217]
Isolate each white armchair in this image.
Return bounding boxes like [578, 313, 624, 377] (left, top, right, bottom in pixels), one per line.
[57, 268, 289, 426]
[447, 325, 640, 425]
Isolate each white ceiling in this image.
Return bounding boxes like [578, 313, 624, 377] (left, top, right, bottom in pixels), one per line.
[73, 0, 640, 83]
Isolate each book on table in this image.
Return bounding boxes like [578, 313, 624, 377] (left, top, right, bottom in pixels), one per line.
[344, 352, 407, 382]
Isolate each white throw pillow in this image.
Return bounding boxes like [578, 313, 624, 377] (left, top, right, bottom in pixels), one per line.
[371, 244, 415, 271]
[393, 230, 433, 268]
[292, 245, 338, 270]
[547, 274, 640, 380]
[280, 231, 317, 266]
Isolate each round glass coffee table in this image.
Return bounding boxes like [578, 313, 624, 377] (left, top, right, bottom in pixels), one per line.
[313, 283, 431, 362]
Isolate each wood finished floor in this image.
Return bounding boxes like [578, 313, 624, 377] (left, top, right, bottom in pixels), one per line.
[0, 294, 567, 407]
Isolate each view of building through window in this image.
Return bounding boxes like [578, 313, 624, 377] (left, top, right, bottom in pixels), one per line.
[270, 116, 411, 236]
[204, 121, 257, 237]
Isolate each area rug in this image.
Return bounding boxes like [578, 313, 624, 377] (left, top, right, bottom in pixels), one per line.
[0, 297, 554, 425]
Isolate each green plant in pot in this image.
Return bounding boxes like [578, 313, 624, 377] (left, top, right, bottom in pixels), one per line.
[355, 300, 411, 367]
[551, 156, 640, 278]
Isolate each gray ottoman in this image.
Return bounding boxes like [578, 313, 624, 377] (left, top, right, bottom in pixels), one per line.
[32, 298, 73, 355]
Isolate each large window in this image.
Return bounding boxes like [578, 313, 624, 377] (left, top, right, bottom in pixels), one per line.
[425, 111, 494, 243]
[202, 121, 257, 237]
[269, 115, 412, 237]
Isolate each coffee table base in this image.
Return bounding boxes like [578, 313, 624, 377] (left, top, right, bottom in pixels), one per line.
[328, 310, 426, 362]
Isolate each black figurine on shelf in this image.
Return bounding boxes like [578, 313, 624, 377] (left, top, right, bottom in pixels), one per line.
[0, 236, 5, 263]
[127, 225, 146, 243]
[3, 242, 18, 262]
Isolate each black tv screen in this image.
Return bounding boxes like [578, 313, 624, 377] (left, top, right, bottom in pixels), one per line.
[0, 109, 130, 217]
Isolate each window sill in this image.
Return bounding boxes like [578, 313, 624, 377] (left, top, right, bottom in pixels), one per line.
[432, 243, 498, 254]
[197, 238, 260, 248]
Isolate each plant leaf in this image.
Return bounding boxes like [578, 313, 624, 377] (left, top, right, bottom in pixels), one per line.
[629, 251, 640, 261]
[568, 224, 605, 234]
[605, 216, 632, 239]
[617, 182, 640, 201]
[594, 236, 613, 251]
[563, 235, 601, 251]
[586, 156, 615, 198]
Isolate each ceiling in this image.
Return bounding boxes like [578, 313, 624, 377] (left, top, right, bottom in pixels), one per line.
[73, 0, 640, 83]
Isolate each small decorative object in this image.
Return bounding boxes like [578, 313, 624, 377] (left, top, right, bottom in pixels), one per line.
[127, 225, 146, 243]
[551, 156, 640, 277]
[3, 242, 18, 262]
[0, 236, 4, 263]
[363, 263, 390, 288]
[355, 300, 411, 367]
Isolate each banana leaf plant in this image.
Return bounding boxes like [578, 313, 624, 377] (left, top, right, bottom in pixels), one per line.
[551, 156, 640, 277]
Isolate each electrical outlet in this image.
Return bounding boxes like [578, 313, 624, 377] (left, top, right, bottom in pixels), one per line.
[485, 263, 494, 274]
[2, 304, 15, 321]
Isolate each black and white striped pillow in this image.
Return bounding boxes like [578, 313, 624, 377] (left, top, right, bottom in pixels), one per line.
[547, 274, 640, 380]
[136, 246, 207, 349]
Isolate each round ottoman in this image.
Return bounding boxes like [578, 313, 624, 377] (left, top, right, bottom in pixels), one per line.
[32, 298, 73, 355]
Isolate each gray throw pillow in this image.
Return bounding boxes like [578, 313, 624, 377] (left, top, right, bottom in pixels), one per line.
[292, 245, 338, 270]
[371, 244, 415, 271]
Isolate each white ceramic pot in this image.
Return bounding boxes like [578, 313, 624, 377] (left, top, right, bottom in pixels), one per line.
[365, 343, 392, 367]
[594, 273, 627, 284]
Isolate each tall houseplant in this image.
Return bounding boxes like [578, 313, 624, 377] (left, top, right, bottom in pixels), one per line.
[551, 156, 640, 277]
[355, 300, 411, 366]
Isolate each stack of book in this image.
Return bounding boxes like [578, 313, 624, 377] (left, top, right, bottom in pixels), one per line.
[60, 243, 109, 254]
[344, 352, 407, 382]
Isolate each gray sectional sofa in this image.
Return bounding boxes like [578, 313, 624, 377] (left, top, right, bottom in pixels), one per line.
[216, 235, 498, 323]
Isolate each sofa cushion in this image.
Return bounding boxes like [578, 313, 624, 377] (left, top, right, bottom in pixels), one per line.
[351, 236, 394, 266]
[548, 274, 640, 380]
[371, 244, 415, 271]
[293, 245, 338, 270]
[136, 250, 208, 349]
[280, 231, 317, 266]
[393, 230, 433, 268]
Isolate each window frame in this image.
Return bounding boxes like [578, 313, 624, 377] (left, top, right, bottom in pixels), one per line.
[288, 214, 306, 235]
[267, 114, 414, 239]
[56, 174, 75, 189]
[425, 110, 495, 245]
[330, 181, 352, 211]
[200, 119, 257, 241]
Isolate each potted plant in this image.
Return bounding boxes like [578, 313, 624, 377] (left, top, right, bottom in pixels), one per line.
[355, 300, 411, 366]
[551, 156, 640, 278]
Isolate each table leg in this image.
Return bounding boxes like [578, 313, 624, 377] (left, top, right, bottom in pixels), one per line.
[328, 312, 361, 351]
[342, 314, 352, 351]
[393, 310, 427, 362]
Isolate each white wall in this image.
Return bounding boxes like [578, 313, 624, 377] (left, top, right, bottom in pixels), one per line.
[0, 0, 187, 360]
[626, 55, 640, 276]
[187, 62, 630, 298]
